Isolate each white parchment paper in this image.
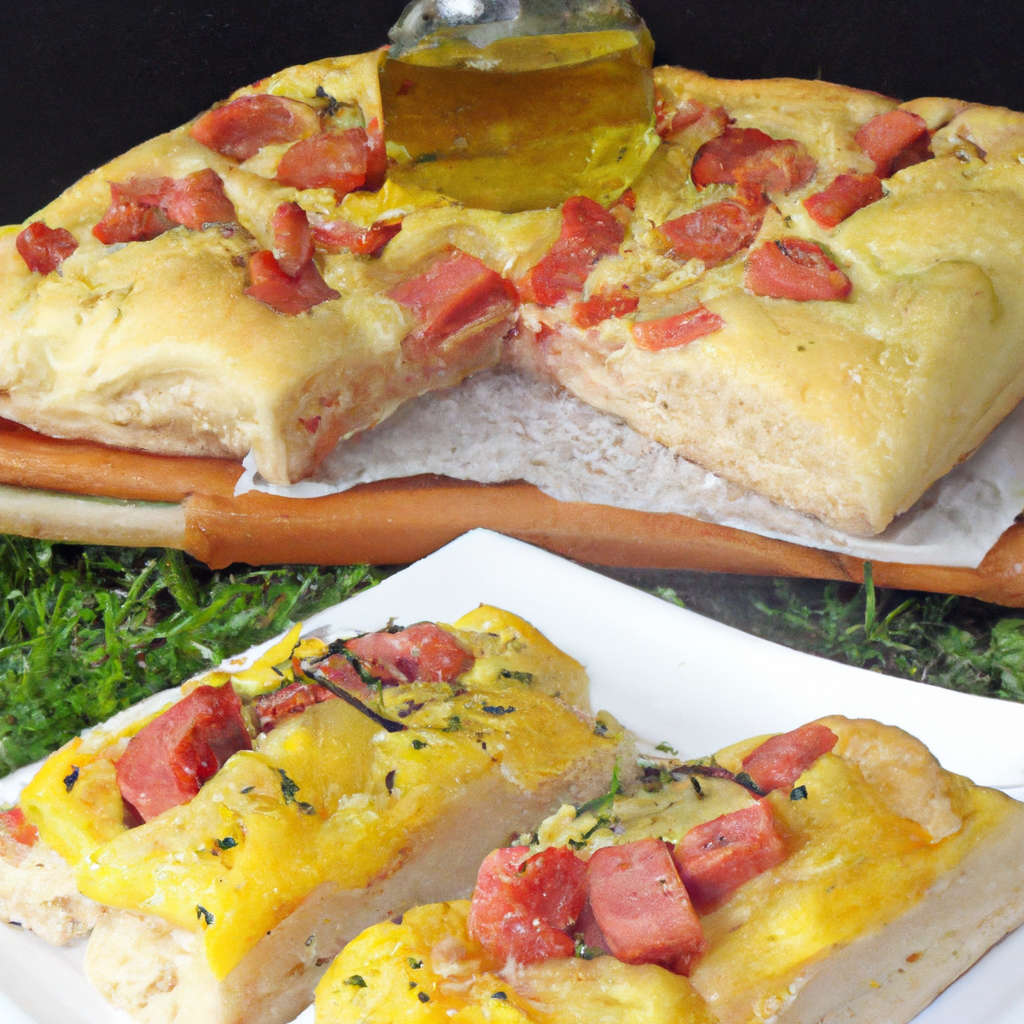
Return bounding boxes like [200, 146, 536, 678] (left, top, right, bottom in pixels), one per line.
[236, 367, 1024, 569]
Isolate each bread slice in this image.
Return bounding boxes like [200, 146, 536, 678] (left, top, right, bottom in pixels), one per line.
[314, 717, 1024, 1024]
[505, 70, 1024, 535]
[3, 607, 625, 1024]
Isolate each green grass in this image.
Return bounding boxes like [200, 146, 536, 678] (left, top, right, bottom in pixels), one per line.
[0, 537, 387, 774]
[647, 563, 1024, 703]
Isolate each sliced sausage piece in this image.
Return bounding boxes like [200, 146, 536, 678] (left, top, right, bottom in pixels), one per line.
[672, 801, 787, 912]
[115, 684, 252, 822]
[855, 109, 929, 177]
[741, 721, 839, 793]
[586, 838, 706, 974]
[468, 845, 587, 964]
[16, 222, 79, 274]
[803, 172, 883, 228]
[244, 250, 339, 315]
[631, 305, 725, 351]
[190, 94, 320, 162]
[658, 201, 762, 265]
[344, 622, 475, 685]
[745, 238, 852, 301]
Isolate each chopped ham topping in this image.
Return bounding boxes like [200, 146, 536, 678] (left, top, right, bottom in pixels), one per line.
[16, 222, 79, 275]
[276, 128, 375, 197]
[253, 681, 338, 732]
[244, 249, 339, 315]
[745, 237, 852, 301]
[190, 94, 320, 162]
[855, 109, 930, 177]
[271, 202, 315, 277]
[631, 305, 725, 351]
[310, 217, 401, 256]
[572, 290, 639, 328]
[516, 196, 625, 306]
[741, 722, 839, 793]
[469, 846, 588, 964]
[658, 201, 763, 266]
[344, 622, 475, 685]
[115, 684, 252, 822]
[587, 838, 706, 974]
[672, 801, 787, 912]
[803, 172, 884, 228]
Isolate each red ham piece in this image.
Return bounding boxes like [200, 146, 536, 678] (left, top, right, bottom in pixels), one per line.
[115, 684, 252, 822]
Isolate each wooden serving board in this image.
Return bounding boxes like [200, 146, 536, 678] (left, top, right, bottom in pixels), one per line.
[3, 417, 1024, 605]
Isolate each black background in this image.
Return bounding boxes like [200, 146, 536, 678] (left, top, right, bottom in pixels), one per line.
[2, 0, 1022, 225]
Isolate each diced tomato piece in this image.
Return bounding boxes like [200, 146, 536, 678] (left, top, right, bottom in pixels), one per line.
[271, 202, 314, 277]
[672, 802, 787, 913]
[345, 622, 474, 685]
[0, 806, 39, 847]
[16, 222, 79, 274]
[93, 201, 172, 244]
[516, 196, 625, 306]
[389, 249, 518, 362]
[803, 173, 883, 229]
[160, 168, 236, 230]
[115, 684, 252, 822]
[631, 305, 725, 351]
[586, 838, 706, 973]
[572, 290, 639, 328]
[310, 217, 401, 256]
[741, 722, 839, 793]
[276, 128, 371, 196]
[253, 681, 338, 732]
[469, 846, 588, 964]
[658, 201, 762, 266]
[190, 94, 320, 162]
[364, 117, 388, 192]
[692, 127, 816, 202]
[745, 237, 851, 301]
[244, 249, 339, 315]
[854, 109, 929, 177]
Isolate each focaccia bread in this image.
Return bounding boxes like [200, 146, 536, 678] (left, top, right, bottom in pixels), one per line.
[315, 716, 1024, 1024]
[505, 71, 1024, 535]
[0, 606, 624, 1024]
[0, 51, 546, 485]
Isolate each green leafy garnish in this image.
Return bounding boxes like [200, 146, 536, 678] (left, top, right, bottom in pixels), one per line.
[576, 762, 621, 817]
[345, 975, 367, 988]
[0, 538, 384, 775]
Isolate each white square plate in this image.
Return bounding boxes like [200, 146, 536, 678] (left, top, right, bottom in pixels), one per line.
[3, 529, 1023, 1024]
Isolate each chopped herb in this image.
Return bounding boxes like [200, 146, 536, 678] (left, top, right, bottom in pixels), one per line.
[397, 699, 424, 719]
[407, 957, 422, 969]
[690, 775, 703, 799]
[491, 991, 508, 1000]
[408, 981, 417, 989]
[574, 935, 604, 959]
[278, 768, 301, 803]
[481, 704, 515, 715]
[196, 905, 213, 926]
[385, 769, 396, 794]
[576, 762, 621, 817]
[567, 837, 587, 851]
[240, 786, 255, 794]
[498, 669, 534, 684]
[345, 975, 367, 988]
[593, 719, 609, 737]
[63, 765, 79, 793]
[215, 836, 238, 850]
[410, 738, 428, 750]
[734, 771, 767, 797]
[790, 785, 808, 801]
[414, 152, 438, 163]
[655, 741, 678, 755]
[315, 85, 340, 117]
[443, 715, 462, 732]
[417, 991, 430, 1003]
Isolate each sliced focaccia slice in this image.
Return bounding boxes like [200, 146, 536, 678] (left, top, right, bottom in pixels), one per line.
[2, 606, 624, 1024]
[504, 69, 1024, 535]
[314, 717, 1024, 1024]
[0, 50, 546, 485]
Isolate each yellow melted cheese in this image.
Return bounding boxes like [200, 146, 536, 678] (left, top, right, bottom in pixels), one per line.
[20, 607, 615, 980]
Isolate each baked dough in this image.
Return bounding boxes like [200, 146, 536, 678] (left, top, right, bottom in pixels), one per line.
[315, 717, 1024, 1024]
[2, 607, 623, 1024]
[505, 70, 1024, 535]
[0, 52, 548, 485]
